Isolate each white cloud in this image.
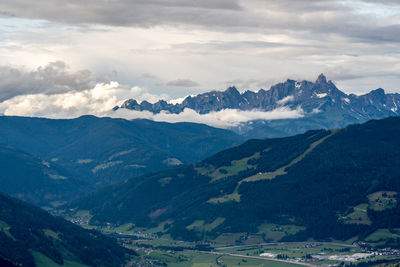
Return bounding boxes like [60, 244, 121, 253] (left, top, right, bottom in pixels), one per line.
[0, 81, 167, 117]
[128, 86, 169, 104]
[0, 82, 123, 118]
[168, 94, 196, 104]
[0, 81, 304, 128]
[277, 95, 295, 105]
[109, 107, 304, 128]
[168, 97, 186, 105]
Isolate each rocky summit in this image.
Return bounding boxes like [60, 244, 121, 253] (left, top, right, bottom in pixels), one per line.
[116, 74, 400, 138]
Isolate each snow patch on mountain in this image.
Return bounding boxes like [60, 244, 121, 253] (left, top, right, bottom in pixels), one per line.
[316, 93, 328, 98]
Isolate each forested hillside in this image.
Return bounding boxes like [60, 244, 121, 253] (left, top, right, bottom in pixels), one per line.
[0, 144, 87, 206]
[70, 117, 400, 245]
[0, 115, 242, 187]
[0, 193, 134, 267]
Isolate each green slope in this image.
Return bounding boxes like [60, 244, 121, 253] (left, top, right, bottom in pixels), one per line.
[69, 117, 400, 244]
[0, 193, 135, 267]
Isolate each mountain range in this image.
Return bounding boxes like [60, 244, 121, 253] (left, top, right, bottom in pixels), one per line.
[0, 116, 242, 206]
[69, 117, 400, 245]
[116, 74, 400, 138]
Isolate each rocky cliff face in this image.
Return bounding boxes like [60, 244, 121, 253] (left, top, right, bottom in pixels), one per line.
[116, 74, 400, 138]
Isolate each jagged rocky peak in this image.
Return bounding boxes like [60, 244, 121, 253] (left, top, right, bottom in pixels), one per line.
[225, 86, 240, 96]
[121, 99, 139, 108]
[361, 88, 387, 104]
[369, 88, 385, 96]
[114, 74, 400, 121]
[316, 73, 327, 84]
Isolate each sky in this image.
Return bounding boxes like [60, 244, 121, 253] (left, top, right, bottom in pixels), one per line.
[0, 0, 399, 125]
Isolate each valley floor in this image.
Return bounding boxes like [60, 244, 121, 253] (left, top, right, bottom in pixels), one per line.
[82, 224, 400, 267]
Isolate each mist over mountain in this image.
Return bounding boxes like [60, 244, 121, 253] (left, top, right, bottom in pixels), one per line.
[116, 74, 400, 138]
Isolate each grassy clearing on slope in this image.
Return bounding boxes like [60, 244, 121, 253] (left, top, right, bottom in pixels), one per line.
[365, 229, 400, 242]
[339, 191, 398, 226]
[208, 191, 241, 203]
[44, 229, 60, 240]
[340, 204, 371, 225]
[242, 131, 336, 183]
[186, 218, 226, 233]
[208, 151, 263, 182]
[368, 191, 397, 211]
[257, 224, 306, 242]
[31, 251, 89, 267]
[208, 131, 337, 204]
[0, 220, 15, 240]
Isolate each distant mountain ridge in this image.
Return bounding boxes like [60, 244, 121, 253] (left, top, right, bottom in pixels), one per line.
[0, 116, 242, 207]
[116, 74, 400, 138]
[117, 74, 400, 116]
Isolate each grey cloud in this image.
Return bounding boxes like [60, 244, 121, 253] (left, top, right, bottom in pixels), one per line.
[323, 67, 365, 81]
[0, 0, 399, 44]
[224, 79, 271, 90]
[166, 79, 199, 87]
[360, 0, 400, 4]
[172, 40, 313, 52]
[0, 0, 241, 26]
[139, 73, 159, 80]
[0, 61, 101, 101]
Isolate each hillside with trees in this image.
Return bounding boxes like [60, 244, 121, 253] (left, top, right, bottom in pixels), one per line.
[69, 117, 400, 245]
[0, 193, 135, 267]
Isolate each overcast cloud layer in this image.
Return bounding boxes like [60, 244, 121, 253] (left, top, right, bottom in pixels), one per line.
[0, 0, 399, 122]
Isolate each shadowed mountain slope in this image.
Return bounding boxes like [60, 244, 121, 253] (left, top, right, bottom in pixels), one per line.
[0, 144, 87, 207]
[0, 115, 243, 188]
[70, 117, 400, 244]
[0, 193, 134, 267]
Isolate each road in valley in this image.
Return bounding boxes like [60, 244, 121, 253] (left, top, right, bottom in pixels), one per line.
[196, 250, 316, 267]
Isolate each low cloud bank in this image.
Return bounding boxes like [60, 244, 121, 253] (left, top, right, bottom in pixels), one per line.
[0, 81, 304, 128]
[110, 106, 304, 128]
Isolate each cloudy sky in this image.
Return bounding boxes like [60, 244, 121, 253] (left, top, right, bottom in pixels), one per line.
[0, 0, 399, 123]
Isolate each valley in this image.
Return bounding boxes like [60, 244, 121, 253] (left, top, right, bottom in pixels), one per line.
[2, 1, 400, 266]
[69, 221, 400, 267]
[2, 116, 400, 266]
[67, 117, 400, 246]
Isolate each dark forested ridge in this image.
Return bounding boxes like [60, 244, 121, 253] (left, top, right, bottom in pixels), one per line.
[0, 144, 87, 206]
[0, 193, 134, 267]
[0, 115, 242, 206]
[70, 117, 400, 244]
